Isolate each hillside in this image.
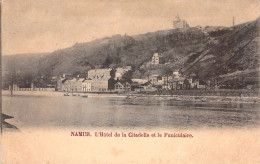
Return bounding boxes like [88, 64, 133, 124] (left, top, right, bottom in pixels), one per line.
[2, 17, 260, 87]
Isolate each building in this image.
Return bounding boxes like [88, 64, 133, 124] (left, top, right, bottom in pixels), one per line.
[195, 80, 206, 89]
[88, 69, 112, 91]
[91, 80, 109, 91]
[151, 53, 160, 65]
[162, 76, 173, 84]
[57, 78, 65, 91]
[60, 78, 85, 92]
[173, 70, 180, 78]
[134, 81, 156, 92]
[174, 77, 185, 90]
[88, 69, 112, 80]
[147, 74, 160, 85]
[131, 79, 156, 92]
[141, 81, 156, 91]
[114, 81, 131, 92]
[162, 83, 171, 90]
[131, 79, 148, 91]
[170, 80, 177, 90]
[82, 78, 92, 92]
[62, 73, 72, 79]
[173, 15, 189, 29]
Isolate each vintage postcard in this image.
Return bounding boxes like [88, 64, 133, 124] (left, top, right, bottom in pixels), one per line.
[1, 0, 260, 163]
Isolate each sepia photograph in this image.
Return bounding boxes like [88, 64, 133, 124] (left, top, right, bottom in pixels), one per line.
[1, 0, 260, 163]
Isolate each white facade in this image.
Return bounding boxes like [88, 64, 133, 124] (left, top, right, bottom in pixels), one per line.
[87, 69, 112, 91]
[82, 80, 92, 92]
[151, 53, 160, 65]
[173, 71, 180, 78]
[162, 76, 172, 84]
[88, 69, 111, 80]
[147, 74, 160, 85]
[91, 80, 109, 91]
[60, 78, 85, 92]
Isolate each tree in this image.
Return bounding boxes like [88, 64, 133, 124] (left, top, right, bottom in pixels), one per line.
[162, 66, 172, 76]
[102, 55, 112, 68]
[121, 70, 133, 83]
[108, 78, 116, 90]
[110, 69, 116, 79]
[116, 50, 121, 66]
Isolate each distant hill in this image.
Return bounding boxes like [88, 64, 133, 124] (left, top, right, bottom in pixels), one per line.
[3, 17, 260, 87]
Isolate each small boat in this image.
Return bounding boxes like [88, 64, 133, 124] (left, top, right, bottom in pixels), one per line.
[64, 93, 70, 96]
[81, 95, 88, 98]
[72, 94, 80, 96]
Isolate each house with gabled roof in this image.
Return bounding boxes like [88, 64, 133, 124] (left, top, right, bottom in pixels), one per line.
[114, 81, 131, 92]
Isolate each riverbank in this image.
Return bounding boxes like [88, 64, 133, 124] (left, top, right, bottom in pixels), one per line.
[3, 88, 259, 97]
[2, 89, 260, 104]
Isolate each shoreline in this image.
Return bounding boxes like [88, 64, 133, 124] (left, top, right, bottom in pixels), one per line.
[2, 89, 259, 97]
[2, 90, 260, 104]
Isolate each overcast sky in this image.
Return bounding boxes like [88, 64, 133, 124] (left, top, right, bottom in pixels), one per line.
[2, 0, 260, 55]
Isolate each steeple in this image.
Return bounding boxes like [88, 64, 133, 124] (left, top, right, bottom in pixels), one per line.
[175, 14, 181, 22]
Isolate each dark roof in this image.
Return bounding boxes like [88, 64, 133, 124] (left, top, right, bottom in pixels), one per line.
[141, 81, 152, 86]
[115, 81, 131, 87]
[62, 79, 68, 83]
[82, 78, 92, 82]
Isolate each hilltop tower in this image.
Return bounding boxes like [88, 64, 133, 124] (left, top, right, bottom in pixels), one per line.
[173, 14, 189, 29]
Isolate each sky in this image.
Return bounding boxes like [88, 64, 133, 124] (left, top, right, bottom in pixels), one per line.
[2, 0, 260, 55]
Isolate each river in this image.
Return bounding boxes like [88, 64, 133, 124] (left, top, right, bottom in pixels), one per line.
[2, 91, 260, 129]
